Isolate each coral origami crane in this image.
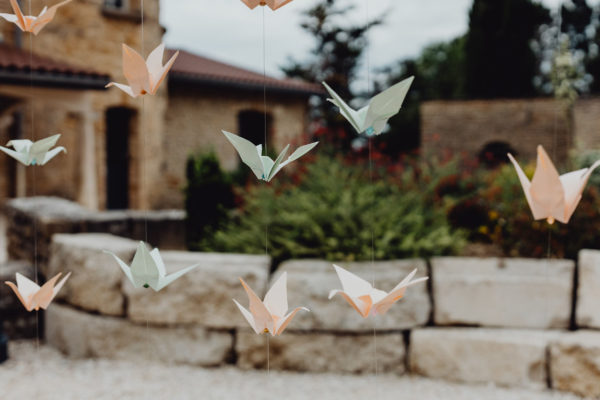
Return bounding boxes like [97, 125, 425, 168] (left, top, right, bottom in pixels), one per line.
[323, 76, 414, 136]
[508, 145, 600, 224]
[241, 0, 294, 11]
[5, 272, 71, 312]
[329, 265, 428, 318]
[233, 272, 309, 336]
[105, 242, 199, 292]
[0, 0, 71, 35]
[106, 43, 179, 98]
[222, 130, 318, 182]
[0, 134, 66, 166]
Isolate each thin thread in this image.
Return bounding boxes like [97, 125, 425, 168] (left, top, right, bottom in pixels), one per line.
[366, 0, 378, 381]
[262, 6, 267, 155]
[266, 334, 270, 375]
[28, 0, 39, 352]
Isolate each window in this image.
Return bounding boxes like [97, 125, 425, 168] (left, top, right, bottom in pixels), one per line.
[103, 0, 129, 11]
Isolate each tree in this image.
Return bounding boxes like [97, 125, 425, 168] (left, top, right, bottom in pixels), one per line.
[464, 0, 551, 98]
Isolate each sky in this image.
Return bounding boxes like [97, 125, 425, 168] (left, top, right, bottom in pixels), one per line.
[161, 0, 568, 78]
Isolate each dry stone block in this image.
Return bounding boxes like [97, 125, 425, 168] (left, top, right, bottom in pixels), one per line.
[48, 234, 138, 316]
[576, 250, 600, 328]
[276, 259, 430, 332]
[236, 330, 405, 374]
[410, 328, 560, 389]
[125, 251, 270, 328]
[46, 303, 233, 366]
[549, 331, 600, 398]
[432, 257, 574, 329]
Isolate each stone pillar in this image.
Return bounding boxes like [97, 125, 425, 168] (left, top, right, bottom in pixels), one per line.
[78, 108, 99, 210]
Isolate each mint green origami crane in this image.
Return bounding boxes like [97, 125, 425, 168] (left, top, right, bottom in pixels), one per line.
[322, 76, 414, 137]
[105, 242, 199, 292]
[222, 130, 318, 182]
[0, 134, 66, 166]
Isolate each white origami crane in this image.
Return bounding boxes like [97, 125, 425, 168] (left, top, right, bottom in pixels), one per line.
[329, 264, 428, 318]
[106, 43, 179, 98]
[0, 134, 66, 166]
[222, 130, 318, 182]
[104, 242, 199, 292]
[508, 145, 600, 224]
[241, 0, 294, 11]
[5, 272, 71, 312]
[233, 272, 309, 336]
[322, 76, 414, 136]
[0, 0, 71, 35]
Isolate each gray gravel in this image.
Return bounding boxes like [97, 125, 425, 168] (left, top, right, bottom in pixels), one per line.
[0, 341, 584, 400]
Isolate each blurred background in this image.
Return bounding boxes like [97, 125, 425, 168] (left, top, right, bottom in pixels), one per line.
[0, 0, 600, 399]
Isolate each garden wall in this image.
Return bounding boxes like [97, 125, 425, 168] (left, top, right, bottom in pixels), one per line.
[5, 232, 598, 398]
[3, 197, 185, 269]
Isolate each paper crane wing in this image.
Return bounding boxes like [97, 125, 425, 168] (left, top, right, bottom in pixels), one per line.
[530, 146, 566, 222]
[240, 0, 261, 9]
[322, 82, 363, 133]
[560, 160, 600, 222]
[374, 270, 428, 315]
[156, 262, 199, 291]
[265, 145, 290, 181]
[238, 278, 273, 333]
[263, 272, 289, 318]
[4, 0, 26, 31]
[275, 306, 309, 335]
[31, 0, 72, 35]
[271, 0, 295, 10]
[233, 299, 260, 333]
[364, 76, 414, 134]
[104, 250, 135, 286]
[269, 142, 319, 180]
[0, 146, 30, 165]
[39, 146, 66, 165]
[222, 131, 265, 179]
[146, 44, 178, 95]
[507, 153, 546, 220]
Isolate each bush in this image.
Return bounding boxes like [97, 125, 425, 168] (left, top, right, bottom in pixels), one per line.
[204, 156, 467, 263]
[184, 152, 235, 250]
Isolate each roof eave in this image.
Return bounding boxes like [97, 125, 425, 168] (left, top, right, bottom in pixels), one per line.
[169, 73, 324, 97]
[0, 70, 110, 90]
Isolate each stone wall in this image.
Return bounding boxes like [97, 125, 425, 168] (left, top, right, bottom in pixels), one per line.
[23, 231, 600, 398]
[3, 197, 185, 268]
[421, 98, 572, 163]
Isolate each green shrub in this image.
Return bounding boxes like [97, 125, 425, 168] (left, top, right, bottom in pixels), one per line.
[184, 151, 235, 250]
[205, 156, 466, 263]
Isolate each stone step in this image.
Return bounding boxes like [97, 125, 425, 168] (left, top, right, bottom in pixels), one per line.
[409, 328, 563, 389]
[432, 257, 575, 329]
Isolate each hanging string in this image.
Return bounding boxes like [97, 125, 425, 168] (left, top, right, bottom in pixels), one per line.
[364, 0, 378, 381]
[26, 0, 40, 352]
[262, 5, 271, 376]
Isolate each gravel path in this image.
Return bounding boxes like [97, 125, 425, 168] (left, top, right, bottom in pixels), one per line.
[0, 341, 584, 400]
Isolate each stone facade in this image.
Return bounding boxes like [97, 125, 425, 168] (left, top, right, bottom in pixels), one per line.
[421, 98, 572, 163]
[0, 0, 313, 210]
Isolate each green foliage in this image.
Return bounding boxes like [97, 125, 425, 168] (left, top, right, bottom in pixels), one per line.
[205, 156, 466, 263]
[184, 152, 235, 250]
[464, 0, 551, 98]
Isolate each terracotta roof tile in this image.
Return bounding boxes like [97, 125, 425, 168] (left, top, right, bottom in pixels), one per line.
[167, 48, 323, 96]
[0, 43, 108, 82]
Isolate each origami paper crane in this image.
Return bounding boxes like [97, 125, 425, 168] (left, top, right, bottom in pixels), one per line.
[5, 272, 71, 312]
[0, 0, 71, 35]
[0, 134, 66, 166]
[106, 44, 179, 98]
[508, 145, 600, 224]
[241, 0, 294, 11]
[233, 272, 309, 336]
[328, 264, 428, 318]
[222, 130, 318, 182]
[322, 76, 414, 136]
[104, 242, 199, 292]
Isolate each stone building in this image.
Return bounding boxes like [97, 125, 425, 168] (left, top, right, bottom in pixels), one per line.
[0, 0, 319, 210]
[420, 97, 600, 166]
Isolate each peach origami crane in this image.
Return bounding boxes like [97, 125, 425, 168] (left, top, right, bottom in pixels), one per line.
[241, 0, 294, 11]
[329, 265, 428, 318]
[508, 145, 600, 224]
[0, 0, 71, 35]
[106, 44, 179, 98]
[5, 272, 71, 312]
[233, 272, 309, 336]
